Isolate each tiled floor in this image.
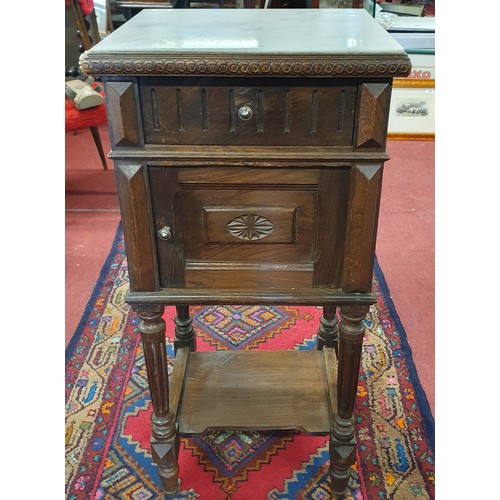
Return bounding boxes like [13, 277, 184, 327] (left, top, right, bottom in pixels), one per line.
[65, 125, 435, 415]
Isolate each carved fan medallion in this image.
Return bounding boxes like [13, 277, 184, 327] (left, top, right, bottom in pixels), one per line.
[226, 214, 274, 241]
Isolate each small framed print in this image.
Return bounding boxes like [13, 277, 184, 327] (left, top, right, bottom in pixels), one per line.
[388, 79, 435, 140]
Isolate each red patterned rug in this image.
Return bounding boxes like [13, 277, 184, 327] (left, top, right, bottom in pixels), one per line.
[65, 224, 435, 499]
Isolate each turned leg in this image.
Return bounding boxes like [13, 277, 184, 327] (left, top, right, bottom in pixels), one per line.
[317, 305, 339, 352]
[136, 305, 180, 495]
[330, 304, 369, 498]
[174, 305, 196, 353]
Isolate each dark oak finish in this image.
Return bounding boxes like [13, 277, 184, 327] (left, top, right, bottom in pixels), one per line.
[82, 54, 411, 79]
[354, 81, 392, 150]
[178, 350, 333, 435]
[84, 10, 410, 498]
[105, 81, 143, 147]
[342, 164, 384, 293]
[139, 77, 357, 146]
[317, 305, 339, 351]
[173, 305, 196, 352]
[126, 288, 377, 306]
[114, 163, 159, 292]
[136, 306, 179, 494]
[330, 304, 370, 496]
[109, 146, 390, 165]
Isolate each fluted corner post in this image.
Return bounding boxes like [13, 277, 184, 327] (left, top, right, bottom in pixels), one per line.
[317, 305, 339, 352]
[136, 305, 180, 496]
[174, 305, 196, 353]
[330, 304, 369, 499]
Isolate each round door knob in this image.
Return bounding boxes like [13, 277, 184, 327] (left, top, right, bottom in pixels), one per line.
[157, 226, 172, 241]
[238, 105, 253, 121]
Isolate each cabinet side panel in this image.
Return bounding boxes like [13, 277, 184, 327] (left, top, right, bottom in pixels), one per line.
[115, 163, 158, 292]
[341, 164, 383, 293]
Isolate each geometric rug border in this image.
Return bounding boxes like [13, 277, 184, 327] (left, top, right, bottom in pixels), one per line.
[374, 255, 435, 454]
[65, 220, 123, 363]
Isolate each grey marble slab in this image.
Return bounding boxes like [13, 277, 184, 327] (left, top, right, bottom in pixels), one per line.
[90, 9, 405, 55]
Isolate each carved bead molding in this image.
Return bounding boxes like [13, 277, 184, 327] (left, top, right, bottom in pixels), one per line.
[226, 214, 274, 241]
[80, 52, 411, 78]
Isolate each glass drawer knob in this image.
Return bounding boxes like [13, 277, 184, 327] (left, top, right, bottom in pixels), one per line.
[157, 226, 172, 241]
[238, 105, 253, 120]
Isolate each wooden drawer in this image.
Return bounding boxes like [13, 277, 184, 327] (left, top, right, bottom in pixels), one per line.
[139, 77, 357, 146]
[105, 78, 393, 151]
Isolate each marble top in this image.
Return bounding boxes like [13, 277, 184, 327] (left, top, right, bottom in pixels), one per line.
[90, 9, 405, 55]
[81, 9, 411, 77]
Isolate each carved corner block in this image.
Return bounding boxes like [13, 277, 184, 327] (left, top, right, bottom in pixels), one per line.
[151, 426, 180, 495]
[105, 80, 142, 147]
[329, 433, 357, 498]
[354, 82, 391, 149]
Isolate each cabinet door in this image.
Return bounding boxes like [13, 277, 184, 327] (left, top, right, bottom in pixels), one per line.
[148, 166, 353, 291]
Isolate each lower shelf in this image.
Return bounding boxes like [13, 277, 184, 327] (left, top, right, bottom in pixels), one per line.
[172, 348, 338, 436]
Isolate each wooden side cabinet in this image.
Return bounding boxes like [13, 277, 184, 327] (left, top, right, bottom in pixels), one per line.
[82, 9, 411, 498]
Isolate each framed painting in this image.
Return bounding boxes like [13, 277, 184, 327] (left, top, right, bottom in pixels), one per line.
[388, 79, 435, 140]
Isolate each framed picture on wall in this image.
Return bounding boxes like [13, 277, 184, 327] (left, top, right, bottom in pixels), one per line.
[388, 79, 435, 140]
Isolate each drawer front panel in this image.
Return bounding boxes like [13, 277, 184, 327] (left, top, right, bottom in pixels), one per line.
[139, 77, 356, 146]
